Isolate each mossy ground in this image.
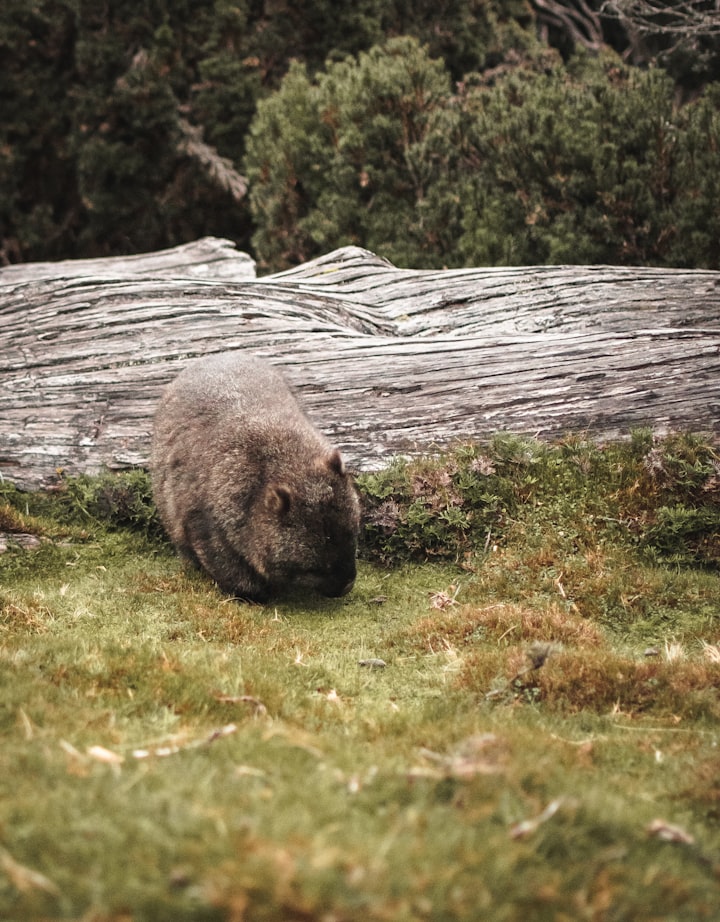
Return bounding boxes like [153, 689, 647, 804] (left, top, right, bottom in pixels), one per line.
[1, 433, 719, 920]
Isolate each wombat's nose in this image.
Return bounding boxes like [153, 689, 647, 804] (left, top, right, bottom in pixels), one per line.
[320, 558, 356, 597]
[323, 573, 355, 597]
[338, 577, 355, 596]
[320, 579, 355, 599]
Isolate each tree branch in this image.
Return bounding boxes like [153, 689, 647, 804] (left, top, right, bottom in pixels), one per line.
[177, 119, 248, 203]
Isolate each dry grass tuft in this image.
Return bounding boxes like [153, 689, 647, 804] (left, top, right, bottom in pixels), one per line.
[401, 601, 605, 654]
[0, 503, 30, 534]
[461, 646, 720, 720]
[0, 592, 54, 634]
[701, 641, 720, 664]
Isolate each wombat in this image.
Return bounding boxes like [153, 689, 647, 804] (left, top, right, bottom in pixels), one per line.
[151, 353, 360, 602]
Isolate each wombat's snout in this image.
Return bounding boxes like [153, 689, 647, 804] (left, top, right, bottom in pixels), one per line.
[322, 562, 357, 598]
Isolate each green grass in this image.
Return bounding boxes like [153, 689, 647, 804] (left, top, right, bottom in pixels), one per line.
[1, 433, 720, 920]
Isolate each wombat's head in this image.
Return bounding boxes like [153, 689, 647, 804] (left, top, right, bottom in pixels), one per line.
[250, 449, 360, 598]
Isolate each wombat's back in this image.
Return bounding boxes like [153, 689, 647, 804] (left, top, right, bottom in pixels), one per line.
[151, 353, 360, 601]
[170, 353, 305, 419]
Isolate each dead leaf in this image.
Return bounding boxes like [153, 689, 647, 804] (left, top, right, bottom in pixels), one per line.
[429, 585, 460, 610]
[0, 847, 60, 896]
[647, 819, 695, 845]
[415, 734, 507, 779]
[510, 797, 566, 839]
[86, 745, 124, 765]
[132, 724, 237, 759]
[213, 693, 268, 716]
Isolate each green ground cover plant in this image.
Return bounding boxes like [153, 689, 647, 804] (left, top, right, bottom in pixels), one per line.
[1, 433, 719, 919]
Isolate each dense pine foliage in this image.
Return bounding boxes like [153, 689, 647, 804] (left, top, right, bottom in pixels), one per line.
[1, 1, 719, 270]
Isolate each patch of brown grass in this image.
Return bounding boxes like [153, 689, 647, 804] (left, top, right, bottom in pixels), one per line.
[129, 570, 314, 652]
[0, 503, 29, 533]
[131, 570, 205, 596]
[540, 652, 720, 719]
[192, 603, 308, 652]
[460, 646, 720, 720]
[0, 593, 54, 634]
[399, 602, 605, 654]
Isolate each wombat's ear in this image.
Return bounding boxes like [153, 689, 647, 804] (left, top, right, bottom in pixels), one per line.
[266, 484, 293, 517]
[326, 449, 345, 476]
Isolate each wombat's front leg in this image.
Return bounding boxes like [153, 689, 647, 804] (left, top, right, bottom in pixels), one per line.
[183, 510, 270, 603]
[211, 562, 270, 604]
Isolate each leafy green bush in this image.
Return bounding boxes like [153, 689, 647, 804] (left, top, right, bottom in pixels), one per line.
[666, 83, 720, 268]
[0, 0, 538, 264]
[1, 471, 161, 537]
[61, 471, 162, 535]
[644, 505, 720, 566]
[247, 43, 720, 272]
[358, 440, 526, 563]
[627, 433, 720, 566]
[458, 55, 720, 269]
[246, 37, 463, 270]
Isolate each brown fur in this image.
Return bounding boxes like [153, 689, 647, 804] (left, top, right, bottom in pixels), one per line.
[151, 353, 360, 602]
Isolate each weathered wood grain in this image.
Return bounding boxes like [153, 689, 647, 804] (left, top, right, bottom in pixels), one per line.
[1, 236, 719, 490]
[0, 235, 256, 284]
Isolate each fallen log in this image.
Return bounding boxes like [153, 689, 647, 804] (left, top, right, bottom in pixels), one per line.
[2, 237, 719, 490]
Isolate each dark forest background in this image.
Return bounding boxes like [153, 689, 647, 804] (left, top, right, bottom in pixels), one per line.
[1, 0, 719, 272]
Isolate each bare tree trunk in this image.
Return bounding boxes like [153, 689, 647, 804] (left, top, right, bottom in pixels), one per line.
[2, 237, 719, 490]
